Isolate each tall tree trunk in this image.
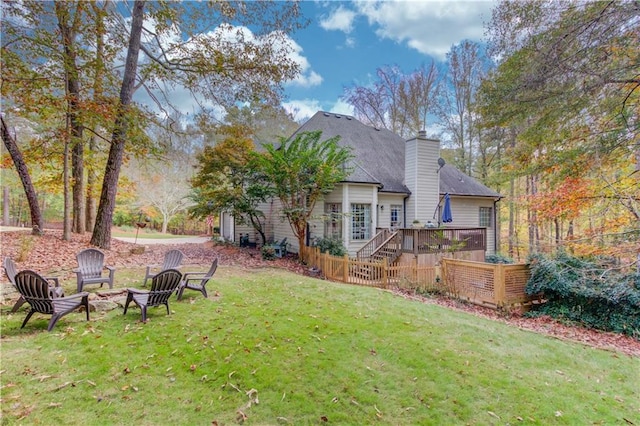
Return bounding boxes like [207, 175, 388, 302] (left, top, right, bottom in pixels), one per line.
[1, 117, 43, 235]
[91, 0, 145, 249]
[56, 1, 86, 234]
[86, 136, 98, 232]
[508, 176, 515, 259]
[63, 138, 72, 240]
[3, 186, 9, 225]
[86, 1, 107, 233]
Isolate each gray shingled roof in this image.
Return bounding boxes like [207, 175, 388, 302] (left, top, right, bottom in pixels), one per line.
[290, 111, 501, 199]
[439, 164, 502, 198]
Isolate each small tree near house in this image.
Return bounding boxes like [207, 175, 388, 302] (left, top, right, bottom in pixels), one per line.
[190, 125, 273, 245]
[255, 130, 353, 257]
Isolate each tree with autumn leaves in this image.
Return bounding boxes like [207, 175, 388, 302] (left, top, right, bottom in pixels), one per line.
[479, 0, 639, 261]
[191, 128, 353, 252]
[1, 1, 307, 248]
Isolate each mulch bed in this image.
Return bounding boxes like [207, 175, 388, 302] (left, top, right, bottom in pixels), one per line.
[1, 230, 638, 357]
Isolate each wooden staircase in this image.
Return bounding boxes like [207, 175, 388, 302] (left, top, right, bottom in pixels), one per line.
[353, 231, 403, 280]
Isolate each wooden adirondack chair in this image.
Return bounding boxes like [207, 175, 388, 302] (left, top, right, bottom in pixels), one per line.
[3, 257, 64, 313]
[75, 248, 116, 292]
[143, 249, 184, 286]
[124, 269, 182, 322]
[176, 258, 218, 300]
[14, 270, 89, 332]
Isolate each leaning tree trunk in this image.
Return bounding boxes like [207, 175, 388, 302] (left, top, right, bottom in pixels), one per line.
[1, 116, 43, 235]
[91, 0, 145, 249]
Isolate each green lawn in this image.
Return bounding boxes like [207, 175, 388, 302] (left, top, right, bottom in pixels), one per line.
[1, 267, 638, 425]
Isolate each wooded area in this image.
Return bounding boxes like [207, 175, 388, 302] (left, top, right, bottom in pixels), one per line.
[1, 1, 638, 265]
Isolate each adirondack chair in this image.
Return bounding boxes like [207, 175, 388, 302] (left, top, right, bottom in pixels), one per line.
[75, 248, 116, 292]
[176, 258, 218, 300]
[3, 257, 64, 313]
[272, 238, 287, 258]
[143, 249, 184, 286]
[14, 270, 89, 332]
[123, 269, 182, 322]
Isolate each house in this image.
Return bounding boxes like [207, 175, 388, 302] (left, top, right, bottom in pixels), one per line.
[220, 111, 502, 258]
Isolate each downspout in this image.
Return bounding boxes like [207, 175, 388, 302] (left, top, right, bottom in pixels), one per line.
[493, 198, 499, 253]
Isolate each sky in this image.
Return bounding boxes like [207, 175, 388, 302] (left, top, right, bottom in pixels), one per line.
[280, 0, 497, 122]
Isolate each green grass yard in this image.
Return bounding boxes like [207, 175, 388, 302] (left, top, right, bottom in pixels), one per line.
[1, 267, 638, 425]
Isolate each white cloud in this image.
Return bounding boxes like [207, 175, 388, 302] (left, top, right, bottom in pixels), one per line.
[319, 5, 357, 33]
[355, 0, 495, 60]
[328, 99, 354, 116]
[282, 99, 323, 123]
[285, 39, 324, 88]
[282, 98, 355, 124]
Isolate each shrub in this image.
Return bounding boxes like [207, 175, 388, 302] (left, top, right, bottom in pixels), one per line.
[261, 246, 276, 261]
[314, 236, 347, 257]
[525, 251, 640, 338]
[485, 253, 515, 264]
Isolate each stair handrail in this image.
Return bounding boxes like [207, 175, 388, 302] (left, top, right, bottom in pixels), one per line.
[370, 230, 402, 264]
[356, 229, 391, 259]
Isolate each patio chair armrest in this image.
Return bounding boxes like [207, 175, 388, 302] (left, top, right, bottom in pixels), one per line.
[126, 288, 148, 295]
[106, 265, 116, 279]
[182, 272, 206, 280]
[59, 292, 89, 301]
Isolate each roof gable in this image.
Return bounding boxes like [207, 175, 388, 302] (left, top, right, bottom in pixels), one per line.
[291, 111, 501, 199]
[293, 112, 409, 193]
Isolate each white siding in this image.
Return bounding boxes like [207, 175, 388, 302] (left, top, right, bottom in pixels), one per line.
[446, 196, 498, 254]
[405, 135, 440, 224]
[376, 193, 407, 229]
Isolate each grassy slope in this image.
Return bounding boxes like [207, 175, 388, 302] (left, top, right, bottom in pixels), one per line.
[1, 268, 638, 425]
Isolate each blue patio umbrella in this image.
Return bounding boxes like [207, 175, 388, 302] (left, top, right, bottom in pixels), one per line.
[442, 193, 453, 223]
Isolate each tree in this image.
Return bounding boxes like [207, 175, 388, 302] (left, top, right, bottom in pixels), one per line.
[255, 131, 353, 255]
[90, 0, 146, 249]
[2, 1, 124, 238]
[90, 1, 307, 248]
[55, 1, 86, 236]
[436, 40, 488, 176]
[342, 63, 440, 138]
[190, 124, 273, 244]
[1, 117, 43, 234]
[481, 0, 640, 259]
[130, 119, 197, 234]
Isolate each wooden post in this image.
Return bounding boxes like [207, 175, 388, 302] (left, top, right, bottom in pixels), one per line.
[441, 258, 448, 292]
[382, 257, 388, 288]
[343, 254, 349, 283]
[494, 264, 506, 308]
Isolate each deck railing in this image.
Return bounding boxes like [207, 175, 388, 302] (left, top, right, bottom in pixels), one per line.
[301, 246, 537, 310]
[357, 227, 486, 259]
[399, 227, 486, 255]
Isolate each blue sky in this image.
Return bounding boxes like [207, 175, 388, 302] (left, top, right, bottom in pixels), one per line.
[281, 1, 496, 122]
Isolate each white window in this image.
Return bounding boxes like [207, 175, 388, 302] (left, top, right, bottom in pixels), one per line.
[479, 207, 492, 228]
[351, 204, 371, 240]
[390, 204, 402, 228]
[324, 203, 342, 238]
